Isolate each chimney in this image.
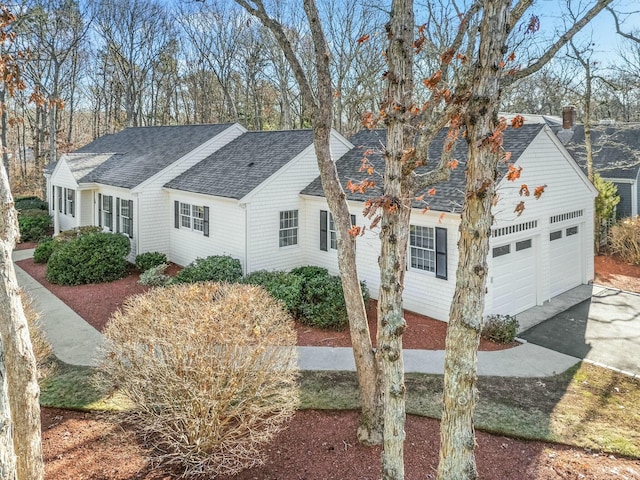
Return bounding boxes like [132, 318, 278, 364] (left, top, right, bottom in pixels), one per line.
[562, 106, 576, 129]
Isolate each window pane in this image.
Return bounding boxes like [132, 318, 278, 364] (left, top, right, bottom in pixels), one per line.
[492, 245, 510, 257]
[566, 226, 578, 236]
[516, 239, 532, 251]
[279, 210, 298, 247]
[550, 230, 562, 241]
[409, 225, 435, 271]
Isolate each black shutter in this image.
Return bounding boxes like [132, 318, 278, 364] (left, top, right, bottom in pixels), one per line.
[435, 227, 448, 280]
[116, 198, 121, 233]
[350, 214, 356, 226]
[203, 206, 210, 237]
[108, 196, 113, 231]
[320, 210, 328, 251]
[174, 201, 180, 229]
[63, 188, 67, 215]
[128, 200, 134, 238]
[98, 194, 102, 227]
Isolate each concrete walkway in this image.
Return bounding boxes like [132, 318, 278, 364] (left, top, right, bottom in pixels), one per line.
[13, 248, 581, 377]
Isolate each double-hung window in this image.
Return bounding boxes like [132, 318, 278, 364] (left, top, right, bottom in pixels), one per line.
[119, 199, 133, 238]
[99, 194, 113, 231]
[65, 189, 75, 217]
[409, 225, 448, 280]
[410, 225, 435, 272]
[174, 201, 209, 236]
[279, 210, 298, 247]
[320, 210, 357, 251]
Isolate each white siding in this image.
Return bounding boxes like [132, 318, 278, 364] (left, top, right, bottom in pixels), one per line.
[245, 149, 316, 272]
[79, 190, 93, 225]
[486, 127, 596, 313]
[92, 186, 138, 262]
[301, 196, 460, 321]
[136, 124, 245, 256]
[167, 192, 245, 268]
[50, 161, 80, 232]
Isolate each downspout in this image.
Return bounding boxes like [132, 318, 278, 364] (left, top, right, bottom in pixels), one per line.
[241, 203, 249, 275]
[133, 192, 140, 256]
[53, 187, 59, 235]
[632, 179, 638, 217]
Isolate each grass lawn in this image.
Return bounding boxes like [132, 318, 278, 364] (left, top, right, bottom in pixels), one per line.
[40, 359, 640, 458]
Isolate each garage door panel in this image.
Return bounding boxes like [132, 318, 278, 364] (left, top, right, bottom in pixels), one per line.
[549, 225, 582, 297]
[491, 238, 536, 315]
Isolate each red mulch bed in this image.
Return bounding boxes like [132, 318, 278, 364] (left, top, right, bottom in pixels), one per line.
[21, 251, 640, 480]
[16, 256, 508, 351]
[41, 407, 640, 480]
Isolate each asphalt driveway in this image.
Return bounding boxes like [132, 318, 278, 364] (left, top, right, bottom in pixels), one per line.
[520, 288, 640, 376]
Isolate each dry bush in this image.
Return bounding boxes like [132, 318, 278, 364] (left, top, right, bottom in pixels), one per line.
[97, 282, 299, 478]
[20, 290, 54, 378]
[610, 216, 640, 265]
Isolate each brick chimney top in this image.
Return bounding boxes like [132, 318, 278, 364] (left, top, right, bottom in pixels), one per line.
[562, 106, 576, 129]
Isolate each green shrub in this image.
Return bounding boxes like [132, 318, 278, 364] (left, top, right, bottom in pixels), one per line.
[46, 232, 131, 285]
[610, 216, 640, 264]
[18, 209, 51, 242]
[33, 238, 56, 264]
[482, 314, 519, 344]
[172, 255, 242, 284]
[289, 265, 329, 281]
[57, 226, 102, 241]
[97, 282, 299, 477]
[297, 274, 348, 329]
[242, 270, 303, 314]
[135, 251, 168, 272]
[15, 196, 47, 211]
[138, 263, 171, 287]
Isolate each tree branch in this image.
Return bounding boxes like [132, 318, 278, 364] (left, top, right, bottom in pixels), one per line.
[502, 0, 613, 87]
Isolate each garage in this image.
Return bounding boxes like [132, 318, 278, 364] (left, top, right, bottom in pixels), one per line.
[490, 237, 537, 315]
[549, 224, 583, 297]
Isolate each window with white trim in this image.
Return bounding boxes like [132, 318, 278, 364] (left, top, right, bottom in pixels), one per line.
[410, 225, 435, 272]
[65, 188, 75, 217]
[120, 199, 133, 237]
[100, 194, 113, 230]
[192, 205, 205, 232]
[279, 210, 298, 247]
[329, 214, 337, 249]
[180, 202, 191, 228]
[173, 201, 209, 236]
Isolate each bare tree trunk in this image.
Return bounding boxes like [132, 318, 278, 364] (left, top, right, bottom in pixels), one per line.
[0, 334, 17, 480]
[0, 161, 44, 480]
[378, 0, 414, 476]
[438, 1, 511, 478]
[0, 90, 9, 178]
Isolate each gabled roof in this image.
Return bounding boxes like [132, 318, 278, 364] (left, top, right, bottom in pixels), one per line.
[63, 153, 115, 182]
[71, 124, 235, 188]
[559, 124, 640, 180]
[302, 124, 545, 212]
[165, 130, 315, 199]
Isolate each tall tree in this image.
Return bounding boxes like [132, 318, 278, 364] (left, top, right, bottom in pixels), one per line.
[232, 0, 383, 446]
[0, 6, 44, 480]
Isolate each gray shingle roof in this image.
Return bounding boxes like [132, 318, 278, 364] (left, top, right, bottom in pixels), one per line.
[301, 124, 545, 212]
[165, 130, 315, 199]
[559, 124, 640, 180]
[74, 124, 235, 188]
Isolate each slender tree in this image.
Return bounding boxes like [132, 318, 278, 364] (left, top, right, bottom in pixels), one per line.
[0, 7, 44, 480]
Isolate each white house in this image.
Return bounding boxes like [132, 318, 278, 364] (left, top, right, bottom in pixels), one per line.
[45, 123, 246, 261]
[300, 124, 596, 320]
[45, 122, 596, 321]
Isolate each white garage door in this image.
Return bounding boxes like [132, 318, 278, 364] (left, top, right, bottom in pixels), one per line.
[490, 238, 537, 315]
[549, 225, 582, 297]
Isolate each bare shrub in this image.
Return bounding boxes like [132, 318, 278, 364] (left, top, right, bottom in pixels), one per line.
[20, 290, 54, 379]
[610, 216, 640, 264]
[97, 282, 299, 478]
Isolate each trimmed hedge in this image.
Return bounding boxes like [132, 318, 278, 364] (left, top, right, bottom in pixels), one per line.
[242, 270, 303, 315]
[33, 239, 56, 264]
[171, 255, 243, 284]
[276, 265, 370, 330]
[46, 232, 131, 285]
[15, 196, 47, 211]
[18, 209, 51, 242]
[135, 251, 168, 272]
